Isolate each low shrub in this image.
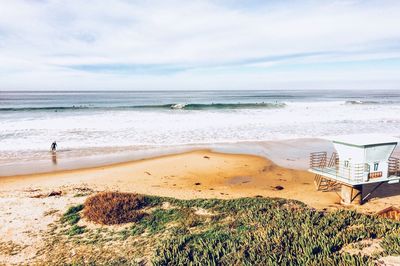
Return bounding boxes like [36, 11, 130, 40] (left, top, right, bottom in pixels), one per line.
[132, 208, 194, 235]
[67, 224, 86, 236]
[83, 192, 146, 225]
[381, 228, 400, 255]
[56, 192, 400, 264]
[61, 204, 84, 225]
[150, 197, 400, 265]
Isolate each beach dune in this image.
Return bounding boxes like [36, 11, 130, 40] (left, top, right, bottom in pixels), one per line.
[1, 150, 400, 264]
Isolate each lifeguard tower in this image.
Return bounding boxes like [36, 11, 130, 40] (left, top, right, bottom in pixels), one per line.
[309, 134, 400, 204]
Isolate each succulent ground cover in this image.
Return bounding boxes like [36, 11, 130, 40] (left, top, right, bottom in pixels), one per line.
[35, 192, 400, 265]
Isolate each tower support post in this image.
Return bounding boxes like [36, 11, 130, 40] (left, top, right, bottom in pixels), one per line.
[341, 184, 363, 205]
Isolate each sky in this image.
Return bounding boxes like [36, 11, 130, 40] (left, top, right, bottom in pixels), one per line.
[0, 0, 400, 90]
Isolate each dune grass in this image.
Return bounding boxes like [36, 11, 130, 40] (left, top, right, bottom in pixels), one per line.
[61, 204, 84, 225]
[54, 193, 400, 265]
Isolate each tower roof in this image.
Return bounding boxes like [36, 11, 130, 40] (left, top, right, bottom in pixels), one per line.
[331, 134, 399, 148]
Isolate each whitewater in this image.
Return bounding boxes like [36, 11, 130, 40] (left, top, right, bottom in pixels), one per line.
[1, 90, 400, 153]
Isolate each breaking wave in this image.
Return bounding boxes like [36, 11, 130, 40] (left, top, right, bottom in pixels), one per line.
[345, 100, 381, 105]
[0, 102, 286, 112]
[167, 102, 286, 110]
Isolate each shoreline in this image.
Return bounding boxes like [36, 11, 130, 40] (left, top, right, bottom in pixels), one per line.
[0, 137, 333, 177]
[1, 137, 399, 214]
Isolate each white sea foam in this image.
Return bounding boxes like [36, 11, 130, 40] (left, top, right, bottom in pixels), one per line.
[1, 100, 400, 152]
[170, 103, 186, 109]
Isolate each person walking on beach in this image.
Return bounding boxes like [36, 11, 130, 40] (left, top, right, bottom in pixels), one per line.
[51, 141, 57, 152]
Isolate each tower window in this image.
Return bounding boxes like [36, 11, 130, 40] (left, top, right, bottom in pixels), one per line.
[374, 162, 379, 171]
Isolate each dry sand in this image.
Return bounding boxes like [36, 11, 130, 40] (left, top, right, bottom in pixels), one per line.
[0, 150, 341, 207]
[1, 149, 399, 264]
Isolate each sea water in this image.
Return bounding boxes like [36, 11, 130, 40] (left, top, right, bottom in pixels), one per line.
[1, 90, 400, 153]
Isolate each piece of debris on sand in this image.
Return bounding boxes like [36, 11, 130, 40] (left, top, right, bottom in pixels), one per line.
[23, 188, 41, 193]
[43, 209, 59, 216]
[272, 185, 284, 191]
[48, 191, 62, 197]
[31, 191, 62, 198]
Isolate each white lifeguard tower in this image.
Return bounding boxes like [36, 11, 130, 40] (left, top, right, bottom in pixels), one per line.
[309, 134, 400, 204]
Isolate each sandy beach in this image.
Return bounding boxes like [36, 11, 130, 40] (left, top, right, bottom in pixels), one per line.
[1, 149, 340, 207]
[1, 147, 400, 264]
[2, 2, 400, 263]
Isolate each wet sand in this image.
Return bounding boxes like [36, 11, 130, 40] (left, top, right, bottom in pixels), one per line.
[0, 138, 332, 176]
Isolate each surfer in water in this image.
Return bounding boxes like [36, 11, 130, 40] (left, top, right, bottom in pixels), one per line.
[51, 141, 57, 152]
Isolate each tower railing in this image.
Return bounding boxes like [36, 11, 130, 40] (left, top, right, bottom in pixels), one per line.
[388, 157, 400, 176]
[310, 152, 327, 168]
[311, 153, 400, 184]
[310, 152, 364, 183]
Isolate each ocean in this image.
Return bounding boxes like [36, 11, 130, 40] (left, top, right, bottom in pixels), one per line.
[1, 89, 400, 153]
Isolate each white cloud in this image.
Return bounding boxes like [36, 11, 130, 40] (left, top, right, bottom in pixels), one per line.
[0, 0, 399, 90]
